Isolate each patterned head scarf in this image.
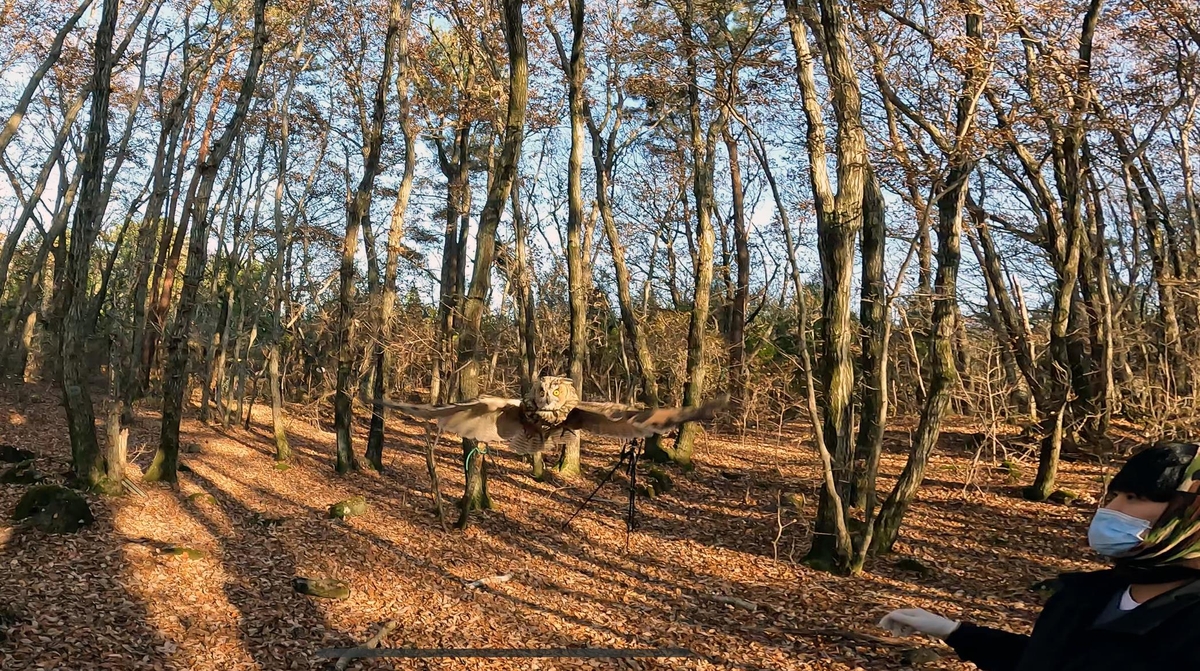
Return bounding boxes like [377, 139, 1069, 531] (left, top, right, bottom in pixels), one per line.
[1116, 442, 1200, 579]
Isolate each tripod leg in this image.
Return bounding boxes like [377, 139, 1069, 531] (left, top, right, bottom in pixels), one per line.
[562, 443, 630, 530]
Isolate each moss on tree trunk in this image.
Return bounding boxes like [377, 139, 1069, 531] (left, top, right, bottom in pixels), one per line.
[647, 431, 694, 470]
[143, 444, 178, 484]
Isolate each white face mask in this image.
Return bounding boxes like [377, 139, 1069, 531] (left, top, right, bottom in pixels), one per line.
[1088, 508, 1152, 557]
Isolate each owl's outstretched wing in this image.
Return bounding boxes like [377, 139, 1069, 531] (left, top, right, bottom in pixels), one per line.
[562, 395, 729, 439]
[374, 396, 524, 444]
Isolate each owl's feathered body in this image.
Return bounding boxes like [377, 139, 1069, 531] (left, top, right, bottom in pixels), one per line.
[374, 376, 725, 455]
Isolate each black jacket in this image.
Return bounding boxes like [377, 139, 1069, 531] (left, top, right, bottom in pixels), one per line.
[944, 570, 1200, 671]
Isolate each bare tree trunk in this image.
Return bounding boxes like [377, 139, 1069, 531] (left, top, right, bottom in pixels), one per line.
[128, 47, 200, 402]
[59, 0, 120, 492]
[201, 143, 258, 423]
[337, 0, 406, 475]
[146, 0, 269, 484]
[593, 148, 660, 410]
[602, 217, 659, 393]
[540, 0, 588, 479]
[262, 37, 320, 459]
[1180, 100, 1200, 267]
[563, 0, 588, 393]
[969, 207, 1044, 407]
[366, 7, 417, 471]
[723, 123, 750, 419]
[850, 168, 887, 511]
[106, 330, 129, 486]
[30, 235, 63, 381]
[433, 122, 470, 404]
[965, 221, 1031, 411]
[872, 164, 970, 553]
[783, 0, 865, 571]
[142, 57, 232, 393]
[511, 176, 537, 391]
[455, 0, 527, 526]
[654, 0, 723, 468]
[751, 119, 845, 572]
[1083, 144, 1114, 432]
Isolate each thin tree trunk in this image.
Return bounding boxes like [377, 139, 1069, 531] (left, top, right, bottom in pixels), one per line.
[432, 123, 470, 405]
[850, 168, 887, 511]
[0, 0, 92, 157]
[146, 0, 269, 484]
[201, 144, 258, 423]
[511, 175, 537, 391]
[541, 0, 588, 480]
[965, 222, 1031, 411]
[1083, 143, 1114, 432]
[975, 217, 1043, 402]
[337, 0, 405, 475]
[872, 165, 969, 553]
[724, 124, 750, 419]
[752, 119, 841, 572]
[562, 0, 588, 393]
[594, 155, 659, 408]
[58, 0, 120, 492]
[264, 39, 319, 459]
[455, 0, 528, 526]
[128, 50, 198, 402]
[142, 57, 233, 392]
[1180, 100, 1200, 266]
[106, 330, 129, 486]
[28, 239, 62, 382]
[654, 0, 723, 468]
[366, 7, 416, 471]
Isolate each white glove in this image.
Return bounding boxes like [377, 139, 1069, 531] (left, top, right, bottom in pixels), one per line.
[878, 608, 960, 639]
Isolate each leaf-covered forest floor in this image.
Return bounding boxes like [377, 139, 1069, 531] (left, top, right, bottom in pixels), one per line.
[1, 383, 1136, 670]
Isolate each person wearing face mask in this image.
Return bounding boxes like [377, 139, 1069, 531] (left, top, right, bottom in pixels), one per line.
[876, 441, 1200, 670]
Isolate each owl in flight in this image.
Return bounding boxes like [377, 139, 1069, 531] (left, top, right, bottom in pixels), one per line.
[374, 376, 727, 454]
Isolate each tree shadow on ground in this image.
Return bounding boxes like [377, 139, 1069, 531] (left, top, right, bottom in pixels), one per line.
[154, 399, 1096, 670]
[337, 516, 789, 671]
[0, 502, 182, 670]
[182, 469, 362, 670]
[0, 384, 182, 669]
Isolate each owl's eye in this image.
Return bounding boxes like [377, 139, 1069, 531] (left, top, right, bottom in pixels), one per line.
[553, 390, 560, 397]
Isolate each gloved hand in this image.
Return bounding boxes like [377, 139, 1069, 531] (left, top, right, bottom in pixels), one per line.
[878, 608, 960, 639]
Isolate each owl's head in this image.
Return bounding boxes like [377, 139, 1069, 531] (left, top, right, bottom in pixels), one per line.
[531, 376, 578, 411]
